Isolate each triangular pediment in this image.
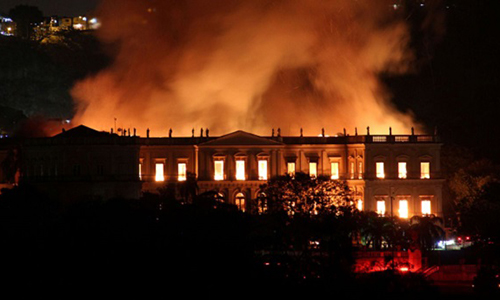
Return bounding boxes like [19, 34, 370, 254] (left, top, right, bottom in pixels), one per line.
[200, 130, 282, 146]
[54, 125, 112, 138]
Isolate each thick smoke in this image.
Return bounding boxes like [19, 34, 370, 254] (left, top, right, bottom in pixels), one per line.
[72, 0, 422, 137]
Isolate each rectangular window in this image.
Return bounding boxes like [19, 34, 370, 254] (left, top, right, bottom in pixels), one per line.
[398, 162, 407, 179]
[155, 163, 165, 182]
[422, 200, 431, 215]
[287, 162, 296, 176]
[420, 162, 430, 179]
[358, 162, 363, 179]
[236, 160, 245, 180]
[331, 162, 339, 179]
[376, 162, 385, 179]
[309, 162, 317, 178]
[399, 200, 409, 218]
[178, 163, 187, 181]
[214, 160, 224, 181]
[139, 163, 142, 180]
[350, 162, 355, 179]
[258, 160, 268, 180]
[376, 200, 386, 216]
[357, 199, 363, 211]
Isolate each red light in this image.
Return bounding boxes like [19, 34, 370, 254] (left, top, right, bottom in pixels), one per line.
[457, 237, 462, 241]
[466, 236, 470, 240]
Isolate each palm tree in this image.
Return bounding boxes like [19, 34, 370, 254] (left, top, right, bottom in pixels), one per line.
[358, 211, 395, 250]
[409, 214, 445, 252]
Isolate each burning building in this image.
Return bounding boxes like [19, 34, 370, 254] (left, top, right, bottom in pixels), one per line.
[15, 125, 443, 218]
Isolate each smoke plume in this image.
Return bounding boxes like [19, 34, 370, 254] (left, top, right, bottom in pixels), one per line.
[72, 0, 422, 137]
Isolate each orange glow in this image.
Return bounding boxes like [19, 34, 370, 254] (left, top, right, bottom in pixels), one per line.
[309, 162, 317, 178]
[376, 200, 386, 216]
[398, 162, 407, 179]
[399, 200, 408, 218]
[71, 0, 422, 137]
[420, 162, 430, 179]
[258, 160, 268, 180]
[178, 163, 187, 181]
[214, 160, 224, 181]
[376, 162, 385, 179]
[357, 199, 363, 211]
[421, 200, 431, 215]
[287, 162, 296, 176]
[236, 160, 245, 180]
[331, 162, 339, 179]
[155, 163, 164, 182]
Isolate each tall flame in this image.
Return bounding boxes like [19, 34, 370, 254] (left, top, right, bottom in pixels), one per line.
[72, 0, 422, 137]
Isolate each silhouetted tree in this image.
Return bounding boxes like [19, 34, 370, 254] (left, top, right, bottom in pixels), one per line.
[409, 214, 445, 252]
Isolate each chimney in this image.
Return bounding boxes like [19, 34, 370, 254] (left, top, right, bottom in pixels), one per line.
[355, 127, 358, 136]
[343, 128, 346, 136]
[206, 128, 209, 137]
[300, 128, 303, 137]
[200, 128, 203, 137]
[367, 126, 370, 136]
[147, 128, 150, 138]
[192, 128, 194, 138]
[411, 127, 415, 136]
[272, 128, 275, 137]
[322, 128, 325, 137]
[389, 127, 392, 136]
[169, 128, 172, 138]
[133, 128, 136, 136]
[277, 128, 281, 137]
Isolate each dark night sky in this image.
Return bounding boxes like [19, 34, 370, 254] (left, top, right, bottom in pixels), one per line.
[0, 0, 99, 16]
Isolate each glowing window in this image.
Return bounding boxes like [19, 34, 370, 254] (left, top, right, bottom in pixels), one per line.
[376, 162, 385, 179]
[257, 193, 267, 214]
[155, 163, 165, 182]
[358, 162, 363, 179]
[331, 162, 339, 179]
[139, 163, 142, 180]
[309, 162, 317, 178]
[399, 200, 409, 218]
[376, 200, 386, 216]
[236, 160, 245, 180]
[235, 192, 245, 212]
[422, 200, 431, 215]
[357, 199, 363, 211]
[214, 160, 224, 181]
[287, 162, 296, 176]
[350, 162, 355, 179]
[420, 162, 430, 179]
[258, 160, 268, 180]
[178, 163, 187, 181]
[398, 162, 407, 179]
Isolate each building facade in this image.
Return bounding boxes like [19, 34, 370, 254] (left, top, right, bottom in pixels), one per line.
[14, 125, 444, 218]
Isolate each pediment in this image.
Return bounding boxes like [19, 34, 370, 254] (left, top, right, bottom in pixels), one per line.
[200, 131, 282, 146]
[54, 125, 112, 138]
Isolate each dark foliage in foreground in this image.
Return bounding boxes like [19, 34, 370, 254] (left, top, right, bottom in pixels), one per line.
[0, 185, 444, 297]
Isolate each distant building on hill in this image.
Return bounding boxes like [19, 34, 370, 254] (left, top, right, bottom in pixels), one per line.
[0, 16, 15, 36]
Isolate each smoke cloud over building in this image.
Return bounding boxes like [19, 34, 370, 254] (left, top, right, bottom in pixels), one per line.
[72, 0, 424, 136]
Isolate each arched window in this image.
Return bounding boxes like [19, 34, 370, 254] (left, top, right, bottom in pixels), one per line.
[235, 192, 246, 212]
[257, 192, 268, 214]
[216, 192, 225, 203]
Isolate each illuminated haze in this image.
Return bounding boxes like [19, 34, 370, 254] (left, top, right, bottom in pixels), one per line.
[72, 0, 422, 137]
